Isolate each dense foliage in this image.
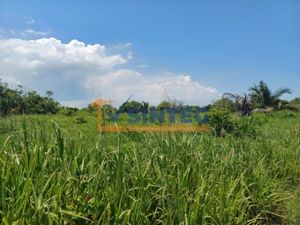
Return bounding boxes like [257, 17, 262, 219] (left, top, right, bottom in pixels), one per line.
[0, 81, 60, 116]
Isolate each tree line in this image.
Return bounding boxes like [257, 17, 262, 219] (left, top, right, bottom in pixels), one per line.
[0, 80, 60, 116]
[95, 81, 299, 116]
[1, 79, 299, 116]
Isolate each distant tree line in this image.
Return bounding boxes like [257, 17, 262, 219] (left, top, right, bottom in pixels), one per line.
[0, 80, 60, 116]
[87, 81, 299, 116]
[1, 79, 299, 117]
[91, 81, 299, 116]
[88, 98, 210, 116]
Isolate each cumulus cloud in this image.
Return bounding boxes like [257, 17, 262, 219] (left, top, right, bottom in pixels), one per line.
[0, 37, 220, 107]
[86, 70, 220, 106]
[0, 38, 126, 72]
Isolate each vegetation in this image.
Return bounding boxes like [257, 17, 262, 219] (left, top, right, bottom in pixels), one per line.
[249, 80, 292, 109]
[211, 98, 235, 113]
[220, 81, 296, 116]
[0, 80, 299, 224]
[0, 81, 60, 116]
[0, 111, 299, 224]
[222, 93, 252, 116]
[1, 80, 298, 117]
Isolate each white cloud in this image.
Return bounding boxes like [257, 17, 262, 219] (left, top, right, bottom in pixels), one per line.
[23, 29, 48, 37]
[0, 29, 49, 39]
[0, 38, 126, 77]
[87, 70, 220, 106]
[0, 37, 220, 107]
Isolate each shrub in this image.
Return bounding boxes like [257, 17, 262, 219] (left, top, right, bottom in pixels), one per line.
[208, 109, 259, 138]
[59, 107, 79, 116]
[75, 116, 88, 124]
[212, 98, 235, 112]
[208, 109, 234, 136]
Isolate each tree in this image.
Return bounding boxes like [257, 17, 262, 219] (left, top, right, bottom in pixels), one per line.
[222, 93, 252, 116]
[119, 101, 143, 113]
[157, 101, 172, 111]
[46, 90, 54, 98]
[0, 81, 22, 115]
[249, 81, 291, 109]
[212, 98, 235, 112]
[0, 80, 60, 116]
[103, 104, 116, 114]
[141, 101, 149, 113]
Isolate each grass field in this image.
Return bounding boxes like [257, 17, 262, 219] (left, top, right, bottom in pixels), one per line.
[0, 110, 299, 224]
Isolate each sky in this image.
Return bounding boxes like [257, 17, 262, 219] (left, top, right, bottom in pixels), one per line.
[0, 0, 299, 107]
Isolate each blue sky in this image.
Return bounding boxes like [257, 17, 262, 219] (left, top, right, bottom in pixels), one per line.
[0, 0, 299, 107]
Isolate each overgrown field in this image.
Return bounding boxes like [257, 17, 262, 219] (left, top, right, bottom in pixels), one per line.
[0, 111, 299, 224]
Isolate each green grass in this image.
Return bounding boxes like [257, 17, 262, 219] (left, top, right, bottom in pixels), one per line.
[0, 110, 299, 224]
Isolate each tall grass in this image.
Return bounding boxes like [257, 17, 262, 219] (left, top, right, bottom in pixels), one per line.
[0, 113, 299, 224]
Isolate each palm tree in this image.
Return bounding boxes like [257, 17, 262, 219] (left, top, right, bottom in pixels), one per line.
[46, 90, 54, 98]
[222, 93, 252, 116]
[249, 81, 291, 109]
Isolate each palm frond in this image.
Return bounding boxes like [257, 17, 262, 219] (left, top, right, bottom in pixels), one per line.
[117, 95, 132, 112]
[222, 93, 238, 100]
[273, 88, 292, 99]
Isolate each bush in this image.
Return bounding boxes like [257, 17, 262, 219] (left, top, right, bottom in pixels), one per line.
[208, 109, 234, 136]
[208, 109, 259, 138]
[75, 116, 87, 124]
[212, 98, 235, 112]
[59, 107, 79, 116]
